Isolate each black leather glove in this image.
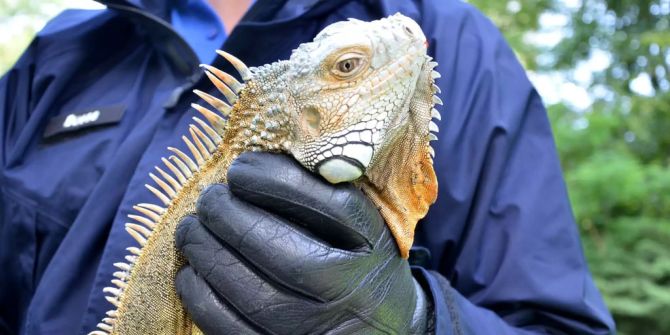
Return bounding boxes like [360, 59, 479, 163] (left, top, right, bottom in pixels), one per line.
[175, 152, 431, 334]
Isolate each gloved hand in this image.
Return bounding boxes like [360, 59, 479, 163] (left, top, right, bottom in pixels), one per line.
[175, 152, 431, 334]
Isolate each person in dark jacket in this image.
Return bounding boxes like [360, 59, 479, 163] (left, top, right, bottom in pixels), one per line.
[0, 0, 616, 334]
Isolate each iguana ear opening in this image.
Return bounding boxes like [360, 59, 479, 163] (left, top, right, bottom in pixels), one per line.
[360, 145, 438, 259]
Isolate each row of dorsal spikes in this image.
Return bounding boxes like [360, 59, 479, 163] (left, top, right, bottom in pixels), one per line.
[89, 50, 252, 335]
[426, 58, 442, 159]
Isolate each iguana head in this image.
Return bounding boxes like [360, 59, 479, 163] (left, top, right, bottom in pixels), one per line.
[282, 14, 440, 257]
[284, 13, 438, 183]
[202, 14, 440, 258]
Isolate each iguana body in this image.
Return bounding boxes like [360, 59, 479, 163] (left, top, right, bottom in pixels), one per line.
[91, 14, 442, 335]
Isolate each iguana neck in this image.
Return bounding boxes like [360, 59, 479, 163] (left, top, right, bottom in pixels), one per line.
[223, 61, 293, 155]
[356, 58, 439, 258]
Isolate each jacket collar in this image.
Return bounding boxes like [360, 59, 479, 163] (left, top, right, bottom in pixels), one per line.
[94, 0, 332, 23]
[94, 0, 174, 21]
[89, 0, 364, 85]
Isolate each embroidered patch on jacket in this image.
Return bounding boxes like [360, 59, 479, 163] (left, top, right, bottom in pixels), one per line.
[43, 105, 125, 139]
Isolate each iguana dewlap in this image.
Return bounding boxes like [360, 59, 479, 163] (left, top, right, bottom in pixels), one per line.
[91, 13, 442, 335]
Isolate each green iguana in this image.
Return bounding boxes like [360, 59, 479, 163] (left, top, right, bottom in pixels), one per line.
[90, 13, 442, 335]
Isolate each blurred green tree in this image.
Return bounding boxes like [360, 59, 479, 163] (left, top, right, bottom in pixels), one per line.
[549, 1, 670, 334]
[474, 0, 670, 333]
[469, 0, 669, 333]
[0, 0, 63, 72]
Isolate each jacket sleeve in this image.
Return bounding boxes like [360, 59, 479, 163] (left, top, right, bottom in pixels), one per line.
[411, 1, 616, 334]
[0, 37, 38, 333]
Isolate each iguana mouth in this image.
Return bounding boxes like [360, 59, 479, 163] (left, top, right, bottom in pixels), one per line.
[314, 142, 373, 183]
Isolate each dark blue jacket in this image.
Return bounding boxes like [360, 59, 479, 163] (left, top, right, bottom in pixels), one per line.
[0, 0, 616, 334]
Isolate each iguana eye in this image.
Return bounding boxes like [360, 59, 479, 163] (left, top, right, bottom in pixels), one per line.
[337, 58, 359, 73]
[332, 53, 366, 78]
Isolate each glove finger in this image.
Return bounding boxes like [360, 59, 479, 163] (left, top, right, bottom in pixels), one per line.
[175, 266, 261, 335]
[175, 217, 332, 334]
[194, 184, 368, 300]
[227, 152, 384, 251]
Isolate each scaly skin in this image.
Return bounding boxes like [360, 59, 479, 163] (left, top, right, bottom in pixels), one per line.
[91, 14, 442, 335]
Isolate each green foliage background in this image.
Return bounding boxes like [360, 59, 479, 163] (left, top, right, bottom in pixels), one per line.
[469, 0, 670, 333]
[2, 0, 669, 333]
